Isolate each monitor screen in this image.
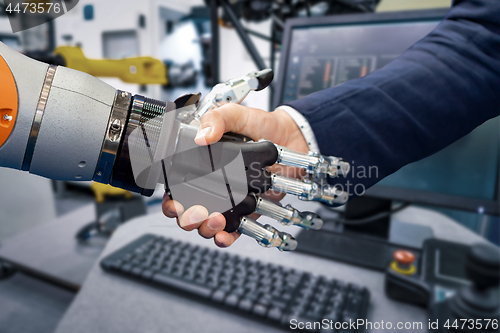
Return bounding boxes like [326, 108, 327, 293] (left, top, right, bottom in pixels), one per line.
[278, 13, 499, 213]
[281, 21, 439, 103]
[378, 117, 499, 201]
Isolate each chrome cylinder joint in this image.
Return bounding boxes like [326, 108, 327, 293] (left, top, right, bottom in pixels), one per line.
[93, 90, 132, 184]
[255, 196, 323, 230]
[22, 65, 57, 171]
[275, 144, 350, 178]
[238, 216, 297, 251]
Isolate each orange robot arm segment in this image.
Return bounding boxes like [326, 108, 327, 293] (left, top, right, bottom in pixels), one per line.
[0, 55, 18, 147]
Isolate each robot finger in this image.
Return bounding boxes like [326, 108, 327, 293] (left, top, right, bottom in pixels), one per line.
[254, 195, 323, 230]
[270, 173, 349, 206]
[238, 216, 297, 251]
[274, 144, 350, 179]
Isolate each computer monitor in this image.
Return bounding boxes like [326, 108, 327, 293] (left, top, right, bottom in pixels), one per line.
[274, 9, 499, 270]
[275, 8, 499, 216]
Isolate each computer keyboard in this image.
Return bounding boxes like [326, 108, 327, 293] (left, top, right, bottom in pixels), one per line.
[100, 234, 370, 332]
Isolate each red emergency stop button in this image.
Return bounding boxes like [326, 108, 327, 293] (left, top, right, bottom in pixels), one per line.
[390, 249, 416, 275]
[394, 250, 415, 265]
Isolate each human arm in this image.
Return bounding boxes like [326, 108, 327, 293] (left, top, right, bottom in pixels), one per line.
[285, 0, 500, 193]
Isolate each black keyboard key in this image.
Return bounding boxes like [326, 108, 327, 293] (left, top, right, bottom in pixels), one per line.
[258, 297, 270, 307]
[207, 278, 218, 289]
[130, 266, 143, 276]
[152, 273, 212, 298]
[306, 310, 322, 321]
[233, 287, 245, 296]
[211, 290, 226, 303]
[324, 310, 341, 322]
[252, 303, 268, 316]
[246, 281, 258, 292]
[121, 263, 133, 273]
[343, 297, 362, 319]
[224, 294, 240, 307]
[243, 292, 258, 302]
[102, 259, 122, 271]
[270, 300, 287, 309]
[172, 268, 183, 277]
[141, 269, 155, 280]
[131, 258, 142, 266]
[195, 275, 207, 285]
[218, 284, 232, 293]
[238, 298, 253, 312]
[267, 307, 283, 322]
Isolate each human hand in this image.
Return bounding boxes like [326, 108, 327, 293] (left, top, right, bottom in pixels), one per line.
[162, 104, 309, 247]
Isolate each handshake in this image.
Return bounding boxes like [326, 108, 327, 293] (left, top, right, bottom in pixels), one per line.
[129, 69, 350, 251]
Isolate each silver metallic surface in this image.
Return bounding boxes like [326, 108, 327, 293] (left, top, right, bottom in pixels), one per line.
[185, 69, 269, 124]
[119, 95, 173, 194]
[288, 207, 323, 230]
[255, 196, 323, 230]
[238, 216, 297, 251]
[275, 144, 350, 178]
[93, 90, 132, 184]
[173, 93, 201, 123]
[255, 195, 293, 223]
[122, 95, 154, 189]
[312, 183, 349, 205]
[271, 173, 318, 200]
[271, 173, 348, 205]
[21, 65, 57, 171]
[29, 66, 116, 181]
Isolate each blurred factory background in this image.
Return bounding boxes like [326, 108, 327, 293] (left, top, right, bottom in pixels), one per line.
[0, 0, 496, 244]
[0, 0, 498, 332]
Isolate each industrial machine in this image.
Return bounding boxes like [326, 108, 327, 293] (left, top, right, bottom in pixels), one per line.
[385, 240, 499, 332]
[52, 45, 196, 87]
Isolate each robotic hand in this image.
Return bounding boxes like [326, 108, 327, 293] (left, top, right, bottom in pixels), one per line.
[162, 69, 351, 251]
[0, 42, 349, 251]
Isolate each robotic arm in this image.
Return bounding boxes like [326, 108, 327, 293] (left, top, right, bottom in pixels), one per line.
[0, 42, 349, 251]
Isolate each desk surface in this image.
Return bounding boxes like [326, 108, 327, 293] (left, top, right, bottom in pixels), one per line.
[55, 198, 488, 333]
[0, 204, 102, 289]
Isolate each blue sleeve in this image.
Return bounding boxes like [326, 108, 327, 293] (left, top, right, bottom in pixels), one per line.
[286, 0, 500, 195]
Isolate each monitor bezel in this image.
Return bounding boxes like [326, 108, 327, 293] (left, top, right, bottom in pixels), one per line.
[274, 8, 499, 216]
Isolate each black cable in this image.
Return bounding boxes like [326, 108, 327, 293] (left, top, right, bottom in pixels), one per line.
[333, 202, 411, 225]
[305, 1, 312, 16]
[336, 0, 371, 13]
[0, 260, 16, 280]
[220, 0, 267, 70]
[243, 28, 278, 43]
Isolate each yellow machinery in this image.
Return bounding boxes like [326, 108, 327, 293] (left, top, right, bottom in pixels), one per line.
[90, 183, 133, 204]
[54, 46, 169, 85]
